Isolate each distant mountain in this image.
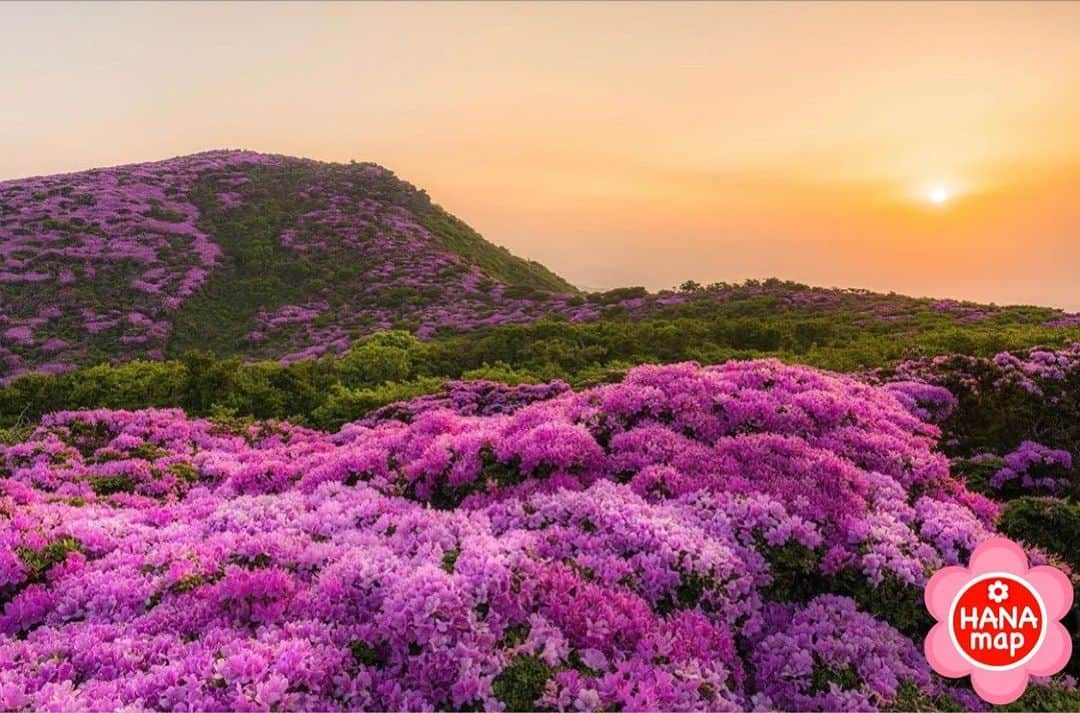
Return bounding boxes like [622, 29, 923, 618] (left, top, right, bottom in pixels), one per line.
[0, 150, 1077, 381]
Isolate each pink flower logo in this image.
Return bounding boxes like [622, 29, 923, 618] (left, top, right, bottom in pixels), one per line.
[925, 536, 1074, 704]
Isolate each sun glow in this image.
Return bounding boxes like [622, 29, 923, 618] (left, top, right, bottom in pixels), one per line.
[929, 185, 951, 205]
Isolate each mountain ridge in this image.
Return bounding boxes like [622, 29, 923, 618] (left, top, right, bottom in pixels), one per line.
[1, 150, 1078, 382]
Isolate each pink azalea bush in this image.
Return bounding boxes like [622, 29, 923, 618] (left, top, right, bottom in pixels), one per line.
[884, 343, 1080, 400]
[875, 343, 1079, 498]
[990, 442, 1073, 495]
[0, 360, 1015, 710]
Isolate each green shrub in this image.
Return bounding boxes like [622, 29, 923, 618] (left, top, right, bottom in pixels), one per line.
[492, 655, 553, 712]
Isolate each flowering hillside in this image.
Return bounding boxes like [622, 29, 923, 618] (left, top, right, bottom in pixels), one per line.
[2, 151, 1079, 382]
[0, 150, 578, 379]
[5, 358, 1057, 711]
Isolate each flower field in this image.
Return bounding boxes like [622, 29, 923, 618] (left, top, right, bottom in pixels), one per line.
[3, 357, 1075, 711]
[1, 152, 1078, 711]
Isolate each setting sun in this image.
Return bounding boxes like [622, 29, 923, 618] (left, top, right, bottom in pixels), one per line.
[929, 186, 951, 205]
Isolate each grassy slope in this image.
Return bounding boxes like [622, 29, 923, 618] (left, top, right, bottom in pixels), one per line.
[166, 160, 576, 357]
[167, 164, 319, 357]
[414, 203, 576, 293]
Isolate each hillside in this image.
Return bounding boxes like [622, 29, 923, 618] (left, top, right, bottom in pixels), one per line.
[0, 150, 576, 377]
[2, 151, 1079, 383]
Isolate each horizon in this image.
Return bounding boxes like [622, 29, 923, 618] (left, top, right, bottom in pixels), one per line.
[0, 145, 1072, 313]
[2, 2, 1078, 310]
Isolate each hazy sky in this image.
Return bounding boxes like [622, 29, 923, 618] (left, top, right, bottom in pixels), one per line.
[2, 2, 1079, 308]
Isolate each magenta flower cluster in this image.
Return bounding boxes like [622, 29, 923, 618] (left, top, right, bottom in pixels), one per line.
[990, 441, 1073, 494]
[885, 342, 1080, 399]
[874, 342, 1078, 497]
[881, 380, 958, 423]
[0, 360, 1005, 710]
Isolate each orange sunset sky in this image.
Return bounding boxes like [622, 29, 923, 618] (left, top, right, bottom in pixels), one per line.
[2, 2, 1078, 308]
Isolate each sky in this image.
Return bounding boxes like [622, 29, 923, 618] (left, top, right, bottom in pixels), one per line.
[2, 2, 1079, 309]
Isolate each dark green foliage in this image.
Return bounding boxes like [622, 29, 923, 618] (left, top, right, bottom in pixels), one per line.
[88, 474, 135, 495]
[657, 570, 713, 613]
[168, 462, 200, 483]
[887, 682, 966, 712]
[998, 682, 1080, 712]
[0, 308, 1075, 434]
[763, 541, 932, 639]
[16, 536, 82, 579]
[229, 553, 273, 569]
[129, 443, 167, 461]
[171, 574, 208, 594]
[441, 547, 460, 574]
[349, 640, 387, 668]
[809, 662, 861, 694]
[999, 497, 1080, 570]
[500, 623, 530, 648]
[414, 203, 575, 293]
[492, 655, 553, 712]
[480, 448, 524, 489]
[64, 419, 114, 457]
[168, 167, 321, 357]
[761, 540, 824, 602]
[144, 205, 186, 222]
[949, 455, 1004, 496]
[588, 286, 649, 304]
[896, 352, 1080, 472]
[846, 573, 933, 640]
